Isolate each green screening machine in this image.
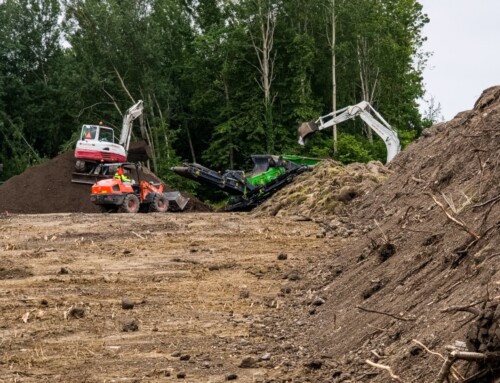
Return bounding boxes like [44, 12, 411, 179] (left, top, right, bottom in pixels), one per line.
[172, 155, 321, 211]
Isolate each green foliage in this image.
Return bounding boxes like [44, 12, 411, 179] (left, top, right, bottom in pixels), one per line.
[0, 0, 431, 202]
[397, 128, 419, 149]
[0, 0, 69, 158]
[305, 131, 390, 165]
[336, 134, 372, 164]
[0, 118, 45, 180]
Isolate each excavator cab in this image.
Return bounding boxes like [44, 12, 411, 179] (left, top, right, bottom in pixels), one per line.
[80, 124, 115, 143]
[73, 124, 128, 184]
[72, 100, 149, 184]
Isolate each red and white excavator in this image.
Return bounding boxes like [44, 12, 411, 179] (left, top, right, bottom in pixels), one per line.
[298, 101, 401, 163]
[72, 100, 150, 184]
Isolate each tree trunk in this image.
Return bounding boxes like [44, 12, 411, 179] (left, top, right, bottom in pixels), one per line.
[250, 0, 277, 152]
[331, 0, 337, 154]
[185, 122, 196, 163]
[357, 37, 379, 143]
[223, 73, 234, 169]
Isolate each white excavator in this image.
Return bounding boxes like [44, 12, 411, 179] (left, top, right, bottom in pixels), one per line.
[72, 100, 150, 184]
[298, 100, 401, 163]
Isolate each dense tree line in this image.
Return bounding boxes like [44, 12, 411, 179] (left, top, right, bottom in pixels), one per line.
[0, 0, 431, 195]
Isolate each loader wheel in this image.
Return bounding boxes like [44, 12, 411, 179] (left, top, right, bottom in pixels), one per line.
[150, 193, 169, 213]
[119, 194, 140, 213]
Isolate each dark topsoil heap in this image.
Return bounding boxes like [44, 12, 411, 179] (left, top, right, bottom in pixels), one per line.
[0, 150, 209, 214]
[258, 87, 500, 382]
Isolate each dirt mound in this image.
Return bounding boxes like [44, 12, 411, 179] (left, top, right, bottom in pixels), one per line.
[258, 86, 500, 382]
[253, 159, 390, 218]
[0, 150, 209, 214]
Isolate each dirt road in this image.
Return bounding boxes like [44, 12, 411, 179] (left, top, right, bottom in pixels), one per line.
[1, 87, 499, 382]
[0, 212, 330, 382]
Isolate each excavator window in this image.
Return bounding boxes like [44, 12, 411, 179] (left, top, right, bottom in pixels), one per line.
[99, 127, 114, 143]
[84, 126, 97, 140]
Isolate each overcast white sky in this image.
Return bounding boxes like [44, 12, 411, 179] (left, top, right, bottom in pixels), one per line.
[418, 0, 500, 120]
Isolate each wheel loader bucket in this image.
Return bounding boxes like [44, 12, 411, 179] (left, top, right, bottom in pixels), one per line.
[164, 191, 189, 211]
[298, 121, 319, 145]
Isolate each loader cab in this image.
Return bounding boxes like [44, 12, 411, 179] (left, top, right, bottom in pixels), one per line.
[113, 163, 140, 189]
[80, 124, 115, 143]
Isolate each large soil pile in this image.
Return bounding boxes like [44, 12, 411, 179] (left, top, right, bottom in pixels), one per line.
[257, 87, 500, 382]
[0, 150, 209, 214]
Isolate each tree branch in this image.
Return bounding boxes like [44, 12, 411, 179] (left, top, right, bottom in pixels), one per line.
[473, 194, 500, 208]
[366, 360, 405, 383]
[113, 64, 135, 104]
[429, 194, 480, 240]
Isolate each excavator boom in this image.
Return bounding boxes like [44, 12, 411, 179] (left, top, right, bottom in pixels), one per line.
[298, 101, 401, 163]
[119, 100, 144, 152]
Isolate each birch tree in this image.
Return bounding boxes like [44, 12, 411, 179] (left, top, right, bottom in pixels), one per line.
[247, 0, 281, 152]
[329, 0, 338, 152]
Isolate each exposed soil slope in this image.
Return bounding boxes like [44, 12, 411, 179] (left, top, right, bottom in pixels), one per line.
[259, 86, 500, 382]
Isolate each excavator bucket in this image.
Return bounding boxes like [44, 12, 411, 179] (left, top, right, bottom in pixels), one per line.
[298, 121, 319, 144]
[127, 140, 152, 162]
[164, 191, 189, 211]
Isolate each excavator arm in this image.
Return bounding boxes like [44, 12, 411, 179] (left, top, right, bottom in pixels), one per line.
[119, 100, 144, 152]
[298, 101, 401, 163]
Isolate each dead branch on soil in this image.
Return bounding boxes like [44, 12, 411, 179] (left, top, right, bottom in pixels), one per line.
[412, 339, 446, 360]
[429, 194, 481, 240]
[356, 305, 415, 322]
[365, 360, 406, 383]
[131, 231, 145, 239]
[444, 191, 474, 215]
[473, 194, 500, 208]
[440, 300, 485, 317]
[434, 350, 500, 383]
[486, 252, 500, 262]
[411, 175, 426, 184]
[412, 340, 463, 380]
[374, 219, 389, 243]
